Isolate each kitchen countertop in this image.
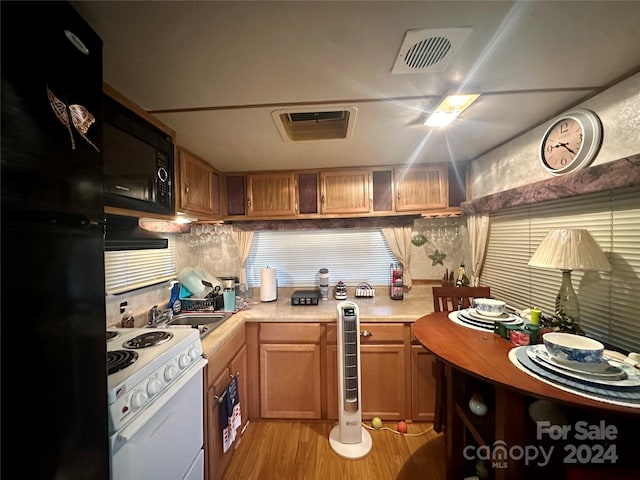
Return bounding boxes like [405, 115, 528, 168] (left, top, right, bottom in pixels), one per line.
[200, 285, 434, 357]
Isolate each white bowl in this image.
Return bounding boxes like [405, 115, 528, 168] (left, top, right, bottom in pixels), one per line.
[473, 298, 506, 317]
[543, 332, 604, 364]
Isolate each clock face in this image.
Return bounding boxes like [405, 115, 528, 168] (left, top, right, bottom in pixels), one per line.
[538, 109, 603, 176]
[541, 118, 583, 171]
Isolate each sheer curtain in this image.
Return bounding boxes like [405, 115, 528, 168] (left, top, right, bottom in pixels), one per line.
[381, 226, 413, 288]
[466, 214, 490, 286]
[231, 230, 254, 286]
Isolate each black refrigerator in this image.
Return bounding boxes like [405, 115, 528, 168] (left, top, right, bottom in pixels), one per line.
[1, 2, 109, 479]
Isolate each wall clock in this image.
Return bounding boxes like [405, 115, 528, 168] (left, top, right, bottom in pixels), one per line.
[539, 108, 603, 176]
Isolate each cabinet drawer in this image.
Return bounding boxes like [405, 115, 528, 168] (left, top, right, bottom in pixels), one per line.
[259, 323, 323, 343]
[327, 322, 404, 343]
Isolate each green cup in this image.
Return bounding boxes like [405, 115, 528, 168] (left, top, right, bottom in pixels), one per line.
[530, 307, 541, 326]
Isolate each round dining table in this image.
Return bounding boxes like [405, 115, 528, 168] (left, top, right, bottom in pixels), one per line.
[412, 311, 640, 480]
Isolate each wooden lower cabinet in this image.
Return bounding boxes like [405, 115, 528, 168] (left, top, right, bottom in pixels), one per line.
[411, 345, 436, 421]
[248, 321, 435, 424]
[258, 323, 323, 419]
[327, 323, 409, 420]
[204, 327, 247, 480]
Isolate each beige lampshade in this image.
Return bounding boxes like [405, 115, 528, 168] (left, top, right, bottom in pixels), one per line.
[528, 229, 611, 271]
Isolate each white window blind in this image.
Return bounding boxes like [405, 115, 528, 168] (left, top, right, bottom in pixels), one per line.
[104, 237, 177, 294]
[481, 185, 640, 352]
[245, 228, 398, 287]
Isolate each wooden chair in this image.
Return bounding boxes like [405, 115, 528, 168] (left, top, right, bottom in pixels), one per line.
[431, 285, 491, 433]
[432, 286, 491, 312]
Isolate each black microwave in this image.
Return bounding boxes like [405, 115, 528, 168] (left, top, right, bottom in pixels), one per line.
[103, 94, 175, 215]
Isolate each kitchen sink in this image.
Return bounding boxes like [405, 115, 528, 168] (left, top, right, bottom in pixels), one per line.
[167, 311, 233, 339]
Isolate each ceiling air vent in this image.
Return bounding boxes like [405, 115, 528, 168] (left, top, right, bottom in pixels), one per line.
[391, 27, 472, 74]
[272, 106, 358, 142]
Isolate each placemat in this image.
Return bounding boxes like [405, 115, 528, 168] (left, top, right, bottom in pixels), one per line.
[448, 311, 494, 332]
[509, 346, 640, 409]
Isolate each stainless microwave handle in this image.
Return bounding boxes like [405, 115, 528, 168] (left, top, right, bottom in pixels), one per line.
[115, 184, 131, 192]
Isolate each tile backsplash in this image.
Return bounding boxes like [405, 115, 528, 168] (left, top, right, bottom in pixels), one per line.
[105, 281, 175, 328]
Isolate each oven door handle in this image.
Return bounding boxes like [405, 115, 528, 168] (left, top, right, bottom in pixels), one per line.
[117, 358, 207, 443]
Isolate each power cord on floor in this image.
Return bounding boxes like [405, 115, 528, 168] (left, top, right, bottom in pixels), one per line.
[361, 421, 434, 437]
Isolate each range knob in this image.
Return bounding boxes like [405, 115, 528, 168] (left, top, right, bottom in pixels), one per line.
[147, 377, 163, 397]
[188, 346, 199, 361]
[130, 390, 148, 410]
[164, 364, 178, 381]
[178, 353, 191, 369]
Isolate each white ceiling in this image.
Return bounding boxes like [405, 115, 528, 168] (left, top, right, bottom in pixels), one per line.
[72, 1, 640, 173]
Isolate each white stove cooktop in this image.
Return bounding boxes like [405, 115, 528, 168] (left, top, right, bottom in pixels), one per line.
[107, 327, 203, 433]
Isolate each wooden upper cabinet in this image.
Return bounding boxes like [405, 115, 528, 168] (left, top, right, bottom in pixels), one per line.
[320, 169, 370, 214]
[178, 148, 219, 217]
[297, 172, 319, 214]
[246, 172, 297, 217]
[372, 169, 394, 212]
[394, 165, 448, 212]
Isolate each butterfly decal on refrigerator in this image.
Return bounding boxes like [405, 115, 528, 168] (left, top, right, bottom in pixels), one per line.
[47, 86, 99, 152]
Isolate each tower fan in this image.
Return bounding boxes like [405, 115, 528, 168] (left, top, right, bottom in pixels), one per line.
[329, 301, 372, 459]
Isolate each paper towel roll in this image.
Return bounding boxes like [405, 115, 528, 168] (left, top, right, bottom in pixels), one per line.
[260, 267, 277, 302]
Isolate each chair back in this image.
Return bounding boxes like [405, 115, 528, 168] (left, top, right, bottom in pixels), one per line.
[432, 286, 491, 312]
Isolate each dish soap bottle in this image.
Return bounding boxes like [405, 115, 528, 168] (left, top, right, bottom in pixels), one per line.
[168, 280, 181, 314]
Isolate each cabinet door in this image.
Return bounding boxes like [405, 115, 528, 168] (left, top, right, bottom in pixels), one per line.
[226, 175, 246, 216]
[205, 368, 235, 480]
[372, 169, 394, 212]
[229, 345, 248, 432]
[260, 343, 322, 418]
[247, 172, 297, 216]
[204, 346, 247, 480]
[179, 148, 219, 216]
[360, 344, 406, 419]
[327, 323, 406, 420]
[297, 172, 319, 214]
[394, 165, 448, 211]
[320, 169, 370, 214]
[411, 345, 436, 421]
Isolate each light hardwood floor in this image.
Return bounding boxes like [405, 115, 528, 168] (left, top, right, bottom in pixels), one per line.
[223, 420, 446, 480]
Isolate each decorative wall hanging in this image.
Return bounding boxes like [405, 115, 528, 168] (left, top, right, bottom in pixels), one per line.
[428, 249, 446, 266]
[47, 86, 99, 151]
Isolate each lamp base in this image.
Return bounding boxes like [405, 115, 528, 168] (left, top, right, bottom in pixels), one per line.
[553, 270, 582, 334]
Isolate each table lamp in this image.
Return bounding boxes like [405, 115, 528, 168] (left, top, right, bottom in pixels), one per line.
[528, 229, 610, 329]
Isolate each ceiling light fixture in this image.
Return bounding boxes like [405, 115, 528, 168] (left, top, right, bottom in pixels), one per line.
[424, 93, 480, 127]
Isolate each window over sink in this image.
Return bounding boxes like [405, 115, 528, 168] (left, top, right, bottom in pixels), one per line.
[245, 228, 398, 288]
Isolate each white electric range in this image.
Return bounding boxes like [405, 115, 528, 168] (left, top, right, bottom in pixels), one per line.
[107, 327, 207, 480]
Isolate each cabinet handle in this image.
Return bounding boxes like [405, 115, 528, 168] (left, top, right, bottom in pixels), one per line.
[184, 184, 189, 194]
[360, 329, 372, 337]
[247, 197, 251, 207]
[321, 194, 325, 203]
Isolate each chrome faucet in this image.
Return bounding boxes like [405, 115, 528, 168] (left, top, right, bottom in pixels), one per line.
[148, 305, 172, 326]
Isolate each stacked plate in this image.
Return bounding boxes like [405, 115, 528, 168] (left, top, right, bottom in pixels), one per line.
[526, 344, 640, 387]
[450, 308, 524, 332]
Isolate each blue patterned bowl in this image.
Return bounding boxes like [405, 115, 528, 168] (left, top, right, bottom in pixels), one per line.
[473, 298, 506, 317]
[543, 332, 604, 364]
